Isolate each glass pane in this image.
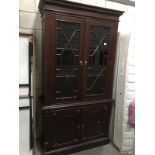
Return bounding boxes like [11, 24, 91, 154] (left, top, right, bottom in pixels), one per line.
[86, 25, 110, 96]
[56, 21, 80, 100]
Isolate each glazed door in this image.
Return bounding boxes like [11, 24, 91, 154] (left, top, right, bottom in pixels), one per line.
[84, 20, 115, 100]
[55, 15, 84, 103]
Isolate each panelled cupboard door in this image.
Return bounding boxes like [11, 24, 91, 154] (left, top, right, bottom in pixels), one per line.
[80, 103, 112, 142]
[43, 108, 81, 151]
[55, 15, 85, 103]
[84, 20, 116, 100]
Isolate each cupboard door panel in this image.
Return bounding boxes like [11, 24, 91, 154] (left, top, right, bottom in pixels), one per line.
[87, 25, 110, 95]
[81, 103, 111, 142]
[43, 109, 80, 151]
[55, 18, 84, 103]
[84, 21, 114, 99]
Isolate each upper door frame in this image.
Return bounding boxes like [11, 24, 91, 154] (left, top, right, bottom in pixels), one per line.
[82, 19, 116, 100]
[54, 14, 86, 103]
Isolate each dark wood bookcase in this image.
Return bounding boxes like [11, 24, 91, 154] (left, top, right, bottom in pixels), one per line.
[39, 0, 123, 154]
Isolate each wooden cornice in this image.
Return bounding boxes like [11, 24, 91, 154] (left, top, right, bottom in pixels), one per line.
[39, 0, 124, 19]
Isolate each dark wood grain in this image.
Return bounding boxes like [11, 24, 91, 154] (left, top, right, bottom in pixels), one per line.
[39, 0, 123, 20]
[44, 138, 110, 155]
[39, 0, 123, 154]
[42, 11, 56, 105]
[43, 101, 112, 154]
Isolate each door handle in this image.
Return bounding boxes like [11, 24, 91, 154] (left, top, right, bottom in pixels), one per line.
[80, 61, 83, 66]
[80, 61, 87, 66]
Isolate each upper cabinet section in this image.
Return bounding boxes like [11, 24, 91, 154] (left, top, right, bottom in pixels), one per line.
[39, 0, 124, 105]
[39, 0, 124, 22]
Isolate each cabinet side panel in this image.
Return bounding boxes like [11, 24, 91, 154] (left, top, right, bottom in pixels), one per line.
[42, 11, 56, 105]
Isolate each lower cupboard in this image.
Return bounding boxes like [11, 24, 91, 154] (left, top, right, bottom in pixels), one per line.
[42, 100, 112, 155]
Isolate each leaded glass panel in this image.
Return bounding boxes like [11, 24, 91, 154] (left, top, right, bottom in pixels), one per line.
[56, 21, 80, 100]
[86, 25, 111, 96]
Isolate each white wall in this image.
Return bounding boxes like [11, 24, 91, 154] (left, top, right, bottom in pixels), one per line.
[122, 29, 135, 154]
[19, 109, 31, 155]
[19, 0, 43, 154]
[19, 36, 32, 155]
[113, 31, 131, 150]
[108, 2, 135, 154]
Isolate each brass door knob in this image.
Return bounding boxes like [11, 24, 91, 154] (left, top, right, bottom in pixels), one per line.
[80, 61, 83, 66]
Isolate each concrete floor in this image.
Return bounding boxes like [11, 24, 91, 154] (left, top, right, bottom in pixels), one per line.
[35, 143, 121, 155]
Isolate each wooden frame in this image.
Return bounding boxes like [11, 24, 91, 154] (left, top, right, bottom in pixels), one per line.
[39, 0, 123, 154]
[55, 14, 85, 103]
